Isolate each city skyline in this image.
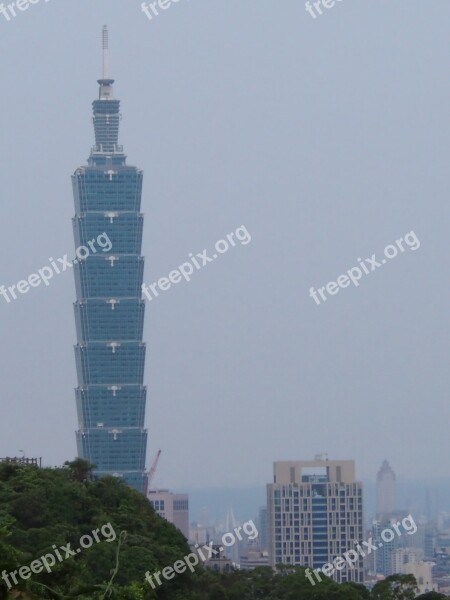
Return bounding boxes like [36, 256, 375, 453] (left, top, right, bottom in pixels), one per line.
[0, 2, 448, 596]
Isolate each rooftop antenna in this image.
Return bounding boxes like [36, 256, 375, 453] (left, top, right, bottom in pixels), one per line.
[102, 25, 109, 80]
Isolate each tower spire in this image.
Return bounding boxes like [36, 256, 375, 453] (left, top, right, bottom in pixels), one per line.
[97, 25, 114, 100]
[92, 26, 121, 156]
[102, 25, 109, 80]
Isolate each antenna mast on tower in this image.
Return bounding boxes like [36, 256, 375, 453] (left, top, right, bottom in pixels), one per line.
[102, 25, 109, 80]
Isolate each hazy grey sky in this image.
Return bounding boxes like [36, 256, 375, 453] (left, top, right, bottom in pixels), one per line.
[0, 1, 447, 489]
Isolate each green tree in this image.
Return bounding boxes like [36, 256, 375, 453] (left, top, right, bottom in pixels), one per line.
[63, 458, 95, 482]
[372, 574, 418, 600]
[0, 523, 25, 599]
[0, 462, 191, 598]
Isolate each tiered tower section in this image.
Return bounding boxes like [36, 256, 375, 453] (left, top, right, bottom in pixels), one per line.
[72, 27, 147, 492]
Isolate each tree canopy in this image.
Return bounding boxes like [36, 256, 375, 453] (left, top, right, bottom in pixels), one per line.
[0, 462, 447, 600]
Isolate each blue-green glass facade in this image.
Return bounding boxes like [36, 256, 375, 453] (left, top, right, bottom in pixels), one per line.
[72, 75, 147, 492]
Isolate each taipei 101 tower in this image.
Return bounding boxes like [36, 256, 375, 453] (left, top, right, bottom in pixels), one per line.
[72, 27, 148, 492]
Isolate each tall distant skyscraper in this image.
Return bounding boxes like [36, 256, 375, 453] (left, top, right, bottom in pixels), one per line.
[72, 27, 148, 492]
[376, 459, 396, 517]
[258, 506, 268, 552]
[267, 457, 364, 584]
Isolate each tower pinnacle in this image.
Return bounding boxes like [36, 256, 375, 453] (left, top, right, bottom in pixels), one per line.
[98, 25, 114, 100]
[102, 25, 109, 80]
[91, 26, 122, 157]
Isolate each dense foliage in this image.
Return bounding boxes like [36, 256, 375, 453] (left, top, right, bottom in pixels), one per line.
[0, 461, 447, 599]
[0, 460, 190, 598]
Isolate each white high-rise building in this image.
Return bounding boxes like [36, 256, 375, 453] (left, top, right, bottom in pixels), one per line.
[391, 548, 423, 575]
[399, 557, 438, 595]
[148, 490, 189, 539]
[267, 457, 364, 584]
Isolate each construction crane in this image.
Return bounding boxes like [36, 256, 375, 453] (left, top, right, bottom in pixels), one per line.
[146, 450, 161, 497]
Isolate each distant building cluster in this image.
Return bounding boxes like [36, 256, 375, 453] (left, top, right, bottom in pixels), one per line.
[367, 460, 443, 594]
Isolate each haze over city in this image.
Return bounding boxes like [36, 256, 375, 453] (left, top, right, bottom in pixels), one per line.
[0, 1, 447, 493]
